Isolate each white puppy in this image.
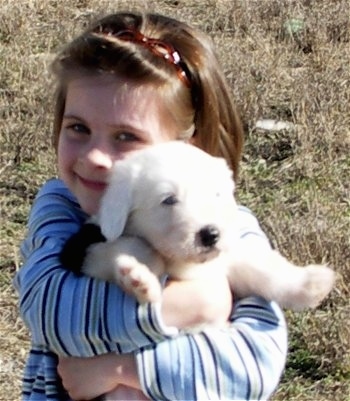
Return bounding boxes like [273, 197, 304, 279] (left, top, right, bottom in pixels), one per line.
[79, 141, 335, 311]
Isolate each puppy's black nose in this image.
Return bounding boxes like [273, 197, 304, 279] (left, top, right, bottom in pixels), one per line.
[199, 225, 220, 247]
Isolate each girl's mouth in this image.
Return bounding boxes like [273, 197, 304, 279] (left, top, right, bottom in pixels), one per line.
[78, 175, 108, 192]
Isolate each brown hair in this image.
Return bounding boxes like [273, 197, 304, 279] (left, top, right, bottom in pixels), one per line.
[51, 11, 244, 178]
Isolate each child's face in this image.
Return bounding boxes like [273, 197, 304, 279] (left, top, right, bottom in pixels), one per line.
[57, 74, 180, 215]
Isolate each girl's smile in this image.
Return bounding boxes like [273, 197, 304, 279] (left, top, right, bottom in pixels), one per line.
[76, 175, 108, 192]
[57, 74, 179, 215]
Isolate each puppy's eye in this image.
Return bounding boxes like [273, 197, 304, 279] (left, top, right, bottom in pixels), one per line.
[162, 195, 179, 206]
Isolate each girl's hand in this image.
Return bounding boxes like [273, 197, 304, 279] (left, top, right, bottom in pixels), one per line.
[104, 385, 148, 400]
[58, 353, 140, 400]
[161, 274, 232, 329]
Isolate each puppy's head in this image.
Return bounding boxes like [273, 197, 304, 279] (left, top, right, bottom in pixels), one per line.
[98, 142, 237, 263]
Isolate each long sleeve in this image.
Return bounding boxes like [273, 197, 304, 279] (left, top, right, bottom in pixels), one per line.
[14, 179, 177, 357]
[136, 297, 287, 401]
[135, 206, 288, 400]
[14, 182, 287, 401]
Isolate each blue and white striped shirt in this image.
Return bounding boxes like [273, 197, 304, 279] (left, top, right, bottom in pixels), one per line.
[14, 178, 287, 400]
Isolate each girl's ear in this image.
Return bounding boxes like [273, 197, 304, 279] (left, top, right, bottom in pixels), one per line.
[97, 170, 133, 241]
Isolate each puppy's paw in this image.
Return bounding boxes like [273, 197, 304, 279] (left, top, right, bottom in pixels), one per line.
[294, 265, 335, 309]
[116, 255, 162, 303]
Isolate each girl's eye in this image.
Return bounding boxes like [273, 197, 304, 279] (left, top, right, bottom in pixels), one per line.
[67, 123, 90, 135]
[115, 132, 140, 142]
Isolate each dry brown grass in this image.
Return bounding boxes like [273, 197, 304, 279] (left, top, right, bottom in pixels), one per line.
[1, 0, 349, 400]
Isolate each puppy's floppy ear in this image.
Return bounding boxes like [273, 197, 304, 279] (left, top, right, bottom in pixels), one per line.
[97, 167, 134, 241]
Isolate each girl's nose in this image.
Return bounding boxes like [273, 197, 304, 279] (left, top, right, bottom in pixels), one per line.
[83, 146, 113, 170]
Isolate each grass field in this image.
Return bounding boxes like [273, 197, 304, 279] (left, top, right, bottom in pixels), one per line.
[1, 0, 349, 400]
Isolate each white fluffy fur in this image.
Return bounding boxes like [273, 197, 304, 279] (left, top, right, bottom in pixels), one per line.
[83, 141, 335, 310]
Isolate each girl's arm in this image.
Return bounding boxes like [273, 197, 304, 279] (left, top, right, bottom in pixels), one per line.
[136, 296, 287, 400]
[58, 297, 287, 401]
[57, 205, 287, 400]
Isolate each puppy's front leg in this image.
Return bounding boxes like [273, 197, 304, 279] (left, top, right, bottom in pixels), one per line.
[83, 236, 165, 303]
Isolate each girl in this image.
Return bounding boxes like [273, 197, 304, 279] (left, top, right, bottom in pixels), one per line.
[14, 11, 287, 401]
